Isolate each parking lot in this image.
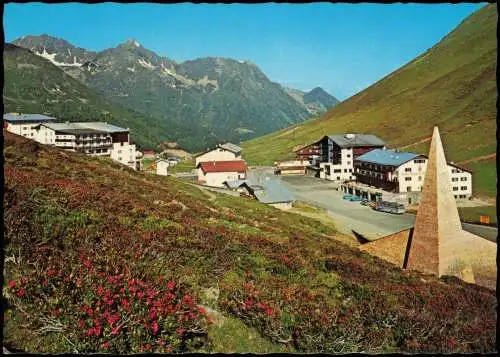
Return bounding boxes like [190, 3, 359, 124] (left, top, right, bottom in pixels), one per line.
[248, 169, 497, 242]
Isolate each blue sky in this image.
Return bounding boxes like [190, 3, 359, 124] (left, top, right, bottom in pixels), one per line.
[4, 2, 485, 100]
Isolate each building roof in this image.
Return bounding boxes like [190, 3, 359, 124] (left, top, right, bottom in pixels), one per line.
[218, 142, 242, 154]
[223, 179, 251, 189]
[293, 142, 320, 153]
[195, 142, 242, 158]
[447, 161, 473, 173]
[4, 113, 56, 122]
[327, 134, 386, 148]
[39, 122, 128, 134]
[356, 149, 473, 173]
[197, 160, 248, 173]
[355, 149, 421, 167]
[77, 122, 129, 133]
[253, 180, 295, 204]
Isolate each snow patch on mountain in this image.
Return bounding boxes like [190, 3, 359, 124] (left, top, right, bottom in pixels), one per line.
[35, 48, 83, 67]
[138, 58, 155, 70]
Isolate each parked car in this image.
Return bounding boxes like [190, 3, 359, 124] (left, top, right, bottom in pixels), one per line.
[343, 194, 361, 202]
[374, 201, 406, 214]
[360, 198, 370, 206]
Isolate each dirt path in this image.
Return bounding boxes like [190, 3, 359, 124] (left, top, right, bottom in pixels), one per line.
[457, 153, 496, 164]
[397, 136, 431, 150]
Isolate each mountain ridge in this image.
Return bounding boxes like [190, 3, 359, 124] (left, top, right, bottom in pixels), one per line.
[12, 35, 325, 151]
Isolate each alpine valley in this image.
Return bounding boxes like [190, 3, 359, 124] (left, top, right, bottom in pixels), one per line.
[7, 35, 339, 151]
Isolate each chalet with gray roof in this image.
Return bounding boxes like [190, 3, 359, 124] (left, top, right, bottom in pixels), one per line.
[195, 142, 243, 166]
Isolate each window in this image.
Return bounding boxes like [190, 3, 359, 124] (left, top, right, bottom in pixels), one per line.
[405, 167, 412, 172]
[118, 157, 122, 161]
[414, 159, 425, 164]
[346, 154, 351, 158]
[344, 169, 348, 173]
[347, 161, 351, 165]
[117, 150, 122, 154]
[418, 176, 422, 181]
[23, 127, 28, 131]
[454, 195, 458, 199]
[349, 169, 352, 173]
[453, 187, 458, 191]
[461, 186, 467, 191]
[336, 176, 340, 180]
[460, 177, 467, 181]
[407, 186, 412, 192]
[405, 177, 412, 181]
[333, 169, 342, 173]
[452, 177, 458, 182]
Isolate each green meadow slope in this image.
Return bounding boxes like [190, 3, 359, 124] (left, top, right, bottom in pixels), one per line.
[242, 4, 496, 198]
[3, 132, 495, 353]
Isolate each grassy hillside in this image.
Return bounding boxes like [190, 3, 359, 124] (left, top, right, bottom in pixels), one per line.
[242, 4, 496, 198]
[3, 131, 496, 353]
[3, 44, 187, 151]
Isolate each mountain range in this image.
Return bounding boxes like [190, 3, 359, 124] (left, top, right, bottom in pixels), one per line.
[242, 4, 497, 199]
[284, 86, 340, 116]
[7, 35, 339, 151]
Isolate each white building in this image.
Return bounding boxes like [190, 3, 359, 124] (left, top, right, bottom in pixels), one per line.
[197, 160, 248, 187]
[315, 134, 386, 182]
[4, 113, 56, 138]
[195, 142, 242, 166]
[30, 121, 141, 170]
[156, 159, 169, 176]
[354, 149, 473, 202]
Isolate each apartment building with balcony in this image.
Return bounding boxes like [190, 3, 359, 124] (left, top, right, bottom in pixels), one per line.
[31, 121, 141, 170]
[353, 149, 473, 202]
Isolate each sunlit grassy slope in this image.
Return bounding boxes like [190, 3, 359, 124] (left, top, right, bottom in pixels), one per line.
[3, 131, 496, 353]
[242, 4, 496, 198]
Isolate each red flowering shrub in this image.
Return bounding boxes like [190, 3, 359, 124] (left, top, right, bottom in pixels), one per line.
[5, 260, 209, 353]
[3, 133, 496, 353]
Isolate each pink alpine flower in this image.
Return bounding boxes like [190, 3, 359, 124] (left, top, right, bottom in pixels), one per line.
[176, 328, 185, 335]
[151, 320, 159, 334]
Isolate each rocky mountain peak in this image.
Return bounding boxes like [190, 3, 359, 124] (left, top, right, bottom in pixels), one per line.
[120, 38, 142, 49]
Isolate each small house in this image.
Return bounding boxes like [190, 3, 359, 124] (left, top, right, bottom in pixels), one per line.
[197, 160, 248, 187]
[156, 159, 169, 176]
[274, 160, 308, 176]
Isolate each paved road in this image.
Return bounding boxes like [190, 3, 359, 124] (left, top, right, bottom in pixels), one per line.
[248, 169, 497, 242]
